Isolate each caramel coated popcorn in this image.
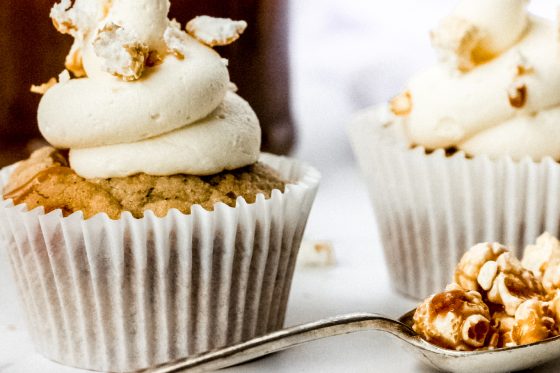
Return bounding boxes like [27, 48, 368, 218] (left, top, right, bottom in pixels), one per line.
[414, 233, 560, 350]
[413, 285, 494, 350]
[454, 242, 508, 291]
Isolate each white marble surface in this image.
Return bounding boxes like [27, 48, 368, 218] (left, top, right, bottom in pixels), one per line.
[2, 1, 560, 372]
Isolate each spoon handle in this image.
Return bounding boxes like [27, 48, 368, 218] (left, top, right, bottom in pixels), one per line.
[137, 312, 418, 373]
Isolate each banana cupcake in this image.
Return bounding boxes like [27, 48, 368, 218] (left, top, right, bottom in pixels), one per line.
[0, 0, 319, 371]
[349, 0, 560, 298]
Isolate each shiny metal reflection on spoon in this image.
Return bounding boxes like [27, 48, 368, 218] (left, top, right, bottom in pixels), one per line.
[136, 309, 560, 373]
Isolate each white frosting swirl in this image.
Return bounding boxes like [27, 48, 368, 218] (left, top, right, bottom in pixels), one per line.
[39, 0, 261, 177]
[70, 92, 261, 178]
[39, 36, 229, 148]
[400, 0, 560, 161]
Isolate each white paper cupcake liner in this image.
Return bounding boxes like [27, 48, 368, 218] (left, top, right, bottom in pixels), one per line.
[0, 153, 319, 372]
[349, 106, 560, 299]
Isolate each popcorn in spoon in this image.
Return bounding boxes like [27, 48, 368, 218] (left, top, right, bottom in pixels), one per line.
[454, 242, 508, 292]
[484, 252, 545, 316]
[491, 310, 515, 347]
[413, 284, 495, 350]
[522, 232, 560, 280]
[414, 235, 559, 350]
[186, 16, 247, 47]
[509, 299, 556, 346]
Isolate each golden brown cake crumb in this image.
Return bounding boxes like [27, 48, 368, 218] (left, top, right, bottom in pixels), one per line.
[3, 147, 286, 219]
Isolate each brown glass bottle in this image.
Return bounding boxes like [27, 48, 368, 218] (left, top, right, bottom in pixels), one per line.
[0, 0, 295, 167]
[170, 0, 296, 155]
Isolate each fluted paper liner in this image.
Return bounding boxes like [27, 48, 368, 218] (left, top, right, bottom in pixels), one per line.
[0, 154, 319, 372]
[349, 106, 560, 299]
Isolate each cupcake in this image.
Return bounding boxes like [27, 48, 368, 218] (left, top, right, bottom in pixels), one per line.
[349, 0, 560, 299]
[0, 1, 319, 371]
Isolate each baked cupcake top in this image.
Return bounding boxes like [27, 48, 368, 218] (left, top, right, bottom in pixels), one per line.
[37, 0, 261, 178]
[390, 0, 560, 161]
[3, 147, 285, 219]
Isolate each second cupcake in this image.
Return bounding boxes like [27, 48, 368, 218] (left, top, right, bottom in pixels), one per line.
[350, 0, 560, 299]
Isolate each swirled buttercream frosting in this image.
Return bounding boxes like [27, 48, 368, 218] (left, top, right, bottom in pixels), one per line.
[390, 0, 560, 161]
[39, 0, 259, 178]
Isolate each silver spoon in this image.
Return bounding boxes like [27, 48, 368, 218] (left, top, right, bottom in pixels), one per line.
[136, 309, 560, 373]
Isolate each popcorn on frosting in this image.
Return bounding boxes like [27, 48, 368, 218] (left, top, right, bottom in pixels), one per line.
[186, 16, 247, 47]
[414, 233, 560, 350]
[430, 16, 482, 73]
[93, 23, 150, 81]
[390, 0, 560, 161]
[31, 70, 71, 95]
[39, 0, 261, 179]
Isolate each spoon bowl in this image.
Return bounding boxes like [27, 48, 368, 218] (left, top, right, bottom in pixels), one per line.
[137, 309, 560, 373]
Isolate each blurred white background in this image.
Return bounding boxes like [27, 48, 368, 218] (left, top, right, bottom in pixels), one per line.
[290, 0, 555, 168]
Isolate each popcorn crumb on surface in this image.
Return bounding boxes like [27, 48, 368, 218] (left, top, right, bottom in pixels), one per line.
[297, 240, 336, 268]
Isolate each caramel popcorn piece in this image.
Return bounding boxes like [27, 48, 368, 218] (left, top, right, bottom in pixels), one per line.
[522, 232, 560, 280]
[186, 16, 247, 47]
[50, 0, 79, 35]
[491, 310, 516, 347]
[65, 41, 86, 77]
[430, 16, 483, 73]
[413, 287, 494, 350]
[508, 82, 527, 109]
[30, 78, 58, 95]
[510, 299, 556, 345]
[30, 70, 71, 95]
[416, 235, 560, 351]
[164, 19, 188, 60]
[542, 261, 560, 294]
[389, 90, 412, 116]
[454, 242, 509, 292]
[485, 252, 545, 316]
[547, 290, 560, 326]
[51, 0, 113, 78]
[93, 23, 150, 81]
